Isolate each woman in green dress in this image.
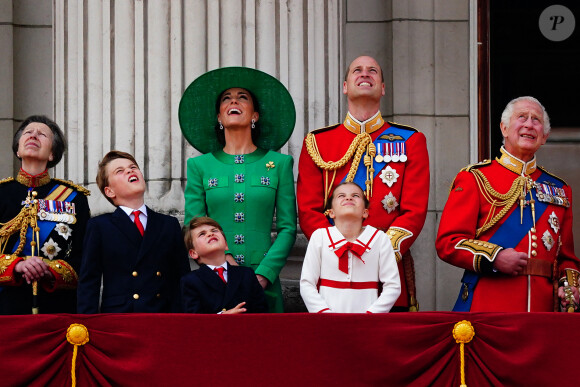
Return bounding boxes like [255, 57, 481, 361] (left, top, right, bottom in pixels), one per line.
[179, 67, 297, 312]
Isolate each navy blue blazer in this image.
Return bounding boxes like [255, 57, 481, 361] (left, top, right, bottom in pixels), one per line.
[180, 263, 268, 314]
[77, 206, 190, 313]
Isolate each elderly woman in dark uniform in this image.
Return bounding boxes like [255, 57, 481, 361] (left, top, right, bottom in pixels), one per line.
[180, 67, 297, 312]
[0, 115, 90, 314]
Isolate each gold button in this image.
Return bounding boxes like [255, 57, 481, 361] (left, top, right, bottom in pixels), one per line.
[156, 271, 162, 277]
[531, 251, 537, 257]
[5, 255, 11, 260]
[56, 264, 62, 269]
[133, 294, 139, 300]
[532, 242, 537, 248]
[532, 235, 538, 241]
[531, 228, 536, 233]
[132, 271, 138, 277]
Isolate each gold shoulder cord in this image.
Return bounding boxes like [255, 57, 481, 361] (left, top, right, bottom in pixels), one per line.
[305, 132, 375, 207]
[0, 191, 39, 256]
[471, 169, 528, 237]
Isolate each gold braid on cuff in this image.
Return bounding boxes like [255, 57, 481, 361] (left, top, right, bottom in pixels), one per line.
[43, 258, 78, 287]
[455, 239, 502, 273]
[386, 227, 413, 262]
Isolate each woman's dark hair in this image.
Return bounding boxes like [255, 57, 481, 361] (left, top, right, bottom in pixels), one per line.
[12, 115, 67, 169]
[213, 88, 261, 147]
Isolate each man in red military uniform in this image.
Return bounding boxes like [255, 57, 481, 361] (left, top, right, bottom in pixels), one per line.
[436, 96, 580, 312]
[297, 56, 429, 311]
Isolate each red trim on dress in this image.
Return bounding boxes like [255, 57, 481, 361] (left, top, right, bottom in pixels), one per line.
[319, 279, 379, 289]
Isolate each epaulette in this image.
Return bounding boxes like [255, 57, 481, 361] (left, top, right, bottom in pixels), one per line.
[387, 121, 420, 133]
[449, 160, 492, 195]
[462, 159, 492, 172]
[538, 166, 568, 186]
[310, 123, 341, 134]
[0, 177, 14, 185]
[52, 178, 91, 196]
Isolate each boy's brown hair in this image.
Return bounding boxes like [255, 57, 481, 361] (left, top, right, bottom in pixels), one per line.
[184, 216, 226, 251]
[324, 181, 370, 211]
[96, 150, 140, 206]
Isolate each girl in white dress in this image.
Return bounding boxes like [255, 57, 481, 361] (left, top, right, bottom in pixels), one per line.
[300, 182, 401, 313]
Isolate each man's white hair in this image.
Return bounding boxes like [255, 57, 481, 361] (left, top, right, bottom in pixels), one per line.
[500, 96, 551, 135]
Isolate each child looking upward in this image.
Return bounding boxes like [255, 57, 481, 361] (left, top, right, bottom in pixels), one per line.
[181, 217, 268, 314]
[300, 182, 401, 313]
[77, 150, 190, 313]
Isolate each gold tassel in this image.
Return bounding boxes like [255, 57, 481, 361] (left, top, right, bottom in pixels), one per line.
[453, 320, 475, 387]
[67, 324, 90, 387]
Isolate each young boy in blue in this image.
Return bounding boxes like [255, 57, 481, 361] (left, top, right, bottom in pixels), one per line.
[77, 150, 190, 313]
[181, 216, 268, 314]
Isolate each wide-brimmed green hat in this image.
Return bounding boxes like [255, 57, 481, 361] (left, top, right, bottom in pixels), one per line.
[179, 67, 296, 154]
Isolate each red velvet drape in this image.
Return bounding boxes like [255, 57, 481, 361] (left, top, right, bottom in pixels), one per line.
[0, 312, 574, 386]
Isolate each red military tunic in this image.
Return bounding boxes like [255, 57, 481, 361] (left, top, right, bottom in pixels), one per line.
[436, 147, 579, 312]
[298, 111, 430, 309]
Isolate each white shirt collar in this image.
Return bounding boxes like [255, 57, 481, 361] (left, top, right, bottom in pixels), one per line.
[119, 204, 148, 218]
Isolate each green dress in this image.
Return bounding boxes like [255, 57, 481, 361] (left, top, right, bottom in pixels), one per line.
[185, 148, 297, 312]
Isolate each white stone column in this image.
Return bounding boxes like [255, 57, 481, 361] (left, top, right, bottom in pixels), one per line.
[0, 0, 14, 178]
[54, 0, 344, 216]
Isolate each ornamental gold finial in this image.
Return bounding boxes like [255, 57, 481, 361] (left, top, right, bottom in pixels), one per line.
[67, 323, 90, 387]
[452, 320, 475, 387]
[67, 323, 90, 345]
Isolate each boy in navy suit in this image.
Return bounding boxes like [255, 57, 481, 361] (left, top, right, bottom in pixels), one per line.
[181, 217, 268, 314]
[77, 150, 190, 313]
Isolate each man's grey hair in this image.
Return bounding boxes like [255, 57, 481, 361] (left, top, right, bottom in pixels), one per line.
[500, 96, 551, 135]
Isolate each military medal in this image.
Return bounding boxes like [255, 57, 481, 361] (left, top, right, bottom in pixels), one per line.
[534, 181, 570, 207]
[384, 143, 392, 163]
[391, 143, 400, 162]
[56, 223, 73, 240]
[399, 142, 408, 162]
[381, 192, 399, 213]
[542, 230, 554, 251]
[36, 199, 76, 224]
[374, 142, 384, 163]
[548, 211, 560, 234]
[41, 238, 61, 260]
[380, 166, 399, 188]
